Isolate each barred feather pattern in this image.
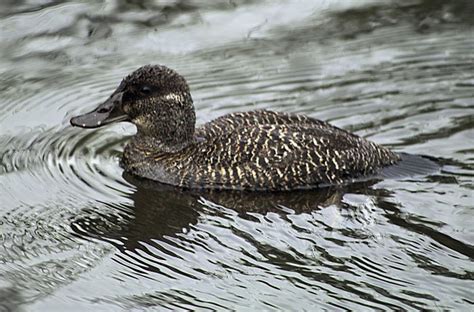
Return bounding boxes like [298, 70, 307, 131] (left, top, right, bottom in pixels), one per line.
[123, 110, 400, 190]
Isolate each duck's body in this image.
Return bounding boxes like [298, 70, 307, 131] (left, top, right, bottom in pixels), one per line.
[71, 65, 401, 191]
[122, 109, 399, 190]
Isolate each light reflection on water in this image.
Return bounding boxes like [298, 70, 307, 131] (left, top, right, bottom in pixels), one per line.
[0, 0, 473, 310]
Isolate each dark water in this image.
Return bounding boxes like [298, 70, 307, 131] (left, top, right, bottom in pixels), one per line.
[1, 0, 473, 310]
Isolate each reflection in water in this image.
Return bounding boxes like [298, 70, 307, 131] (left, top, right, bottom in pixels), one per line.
[72, 172, 379, 249]
[74, 170, 474, 264]
[0, 0, 473, 310]
[68, 169, 473, 310]
[72, 174, 201, 251]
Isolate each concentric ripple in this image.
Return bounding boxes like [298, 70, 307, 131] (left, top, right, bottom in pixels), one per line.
[0, 0, 473, 310]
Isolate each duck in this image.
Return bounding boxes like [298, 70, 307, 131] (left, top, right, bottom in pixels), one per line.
[70, 64, 401, 191]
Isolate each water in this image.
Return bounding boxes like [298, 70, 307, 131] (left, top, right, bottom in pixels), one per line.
[1, 0, 473, 310]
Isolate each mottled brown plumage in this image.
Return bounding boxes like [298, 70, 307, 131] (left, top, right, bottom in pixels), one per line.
[71, 65, 400, 191]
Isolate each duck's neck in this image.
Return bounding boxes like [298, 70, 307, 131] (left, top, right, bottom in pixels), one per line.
[130, 133, 194, 155]
[132, 102, 196, 154]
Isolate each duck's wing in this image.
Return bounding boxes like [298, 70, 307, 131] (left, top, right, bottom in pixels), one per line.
[191, 122, 398, 190]
[197, 110, 358, 140]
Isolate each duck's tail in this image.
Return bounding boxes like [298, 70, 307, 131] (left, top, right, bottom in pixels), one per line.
[379, 153, 440, 179]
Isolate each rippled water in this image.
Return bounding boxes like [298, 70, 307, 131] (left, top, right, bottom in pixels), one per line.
[1, 0, 473, 310]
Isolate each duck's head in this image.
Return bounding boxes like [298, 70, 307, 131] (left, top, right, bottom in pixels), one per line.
[71, 65, 195, 143]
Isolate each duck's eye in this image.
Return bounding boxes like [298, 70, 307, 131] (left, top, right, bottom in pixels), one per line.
[141, 86, 151, 94]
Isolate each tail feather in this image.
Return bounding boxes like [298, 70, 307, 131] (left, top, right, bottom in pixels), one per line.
[379, 153, 440, 179]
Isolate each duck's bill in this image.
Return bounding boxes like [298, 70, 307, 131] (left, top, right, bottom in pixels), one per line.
[70, 92, 129, 128]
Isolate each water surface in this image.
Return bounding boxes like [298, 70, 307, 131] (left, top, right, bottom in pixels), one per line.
[1, 0, 473, 310]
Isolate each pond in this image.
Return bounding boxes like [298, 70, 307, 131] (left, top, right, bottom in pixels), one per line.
[1, 0, 473, 310]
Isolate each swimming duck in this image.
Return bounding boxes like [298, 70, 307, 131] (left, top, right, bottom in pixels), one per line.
[70, 65, 401, 191]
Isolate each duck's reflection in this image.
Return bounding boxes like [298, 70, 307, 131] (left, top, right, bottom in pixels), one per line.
[71, 172, 380, 252]
[73, 171, 474, 264]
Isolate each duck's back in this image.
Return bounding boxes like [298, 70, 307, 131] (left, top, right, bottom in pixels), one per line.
[166, 110, 400, 190]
